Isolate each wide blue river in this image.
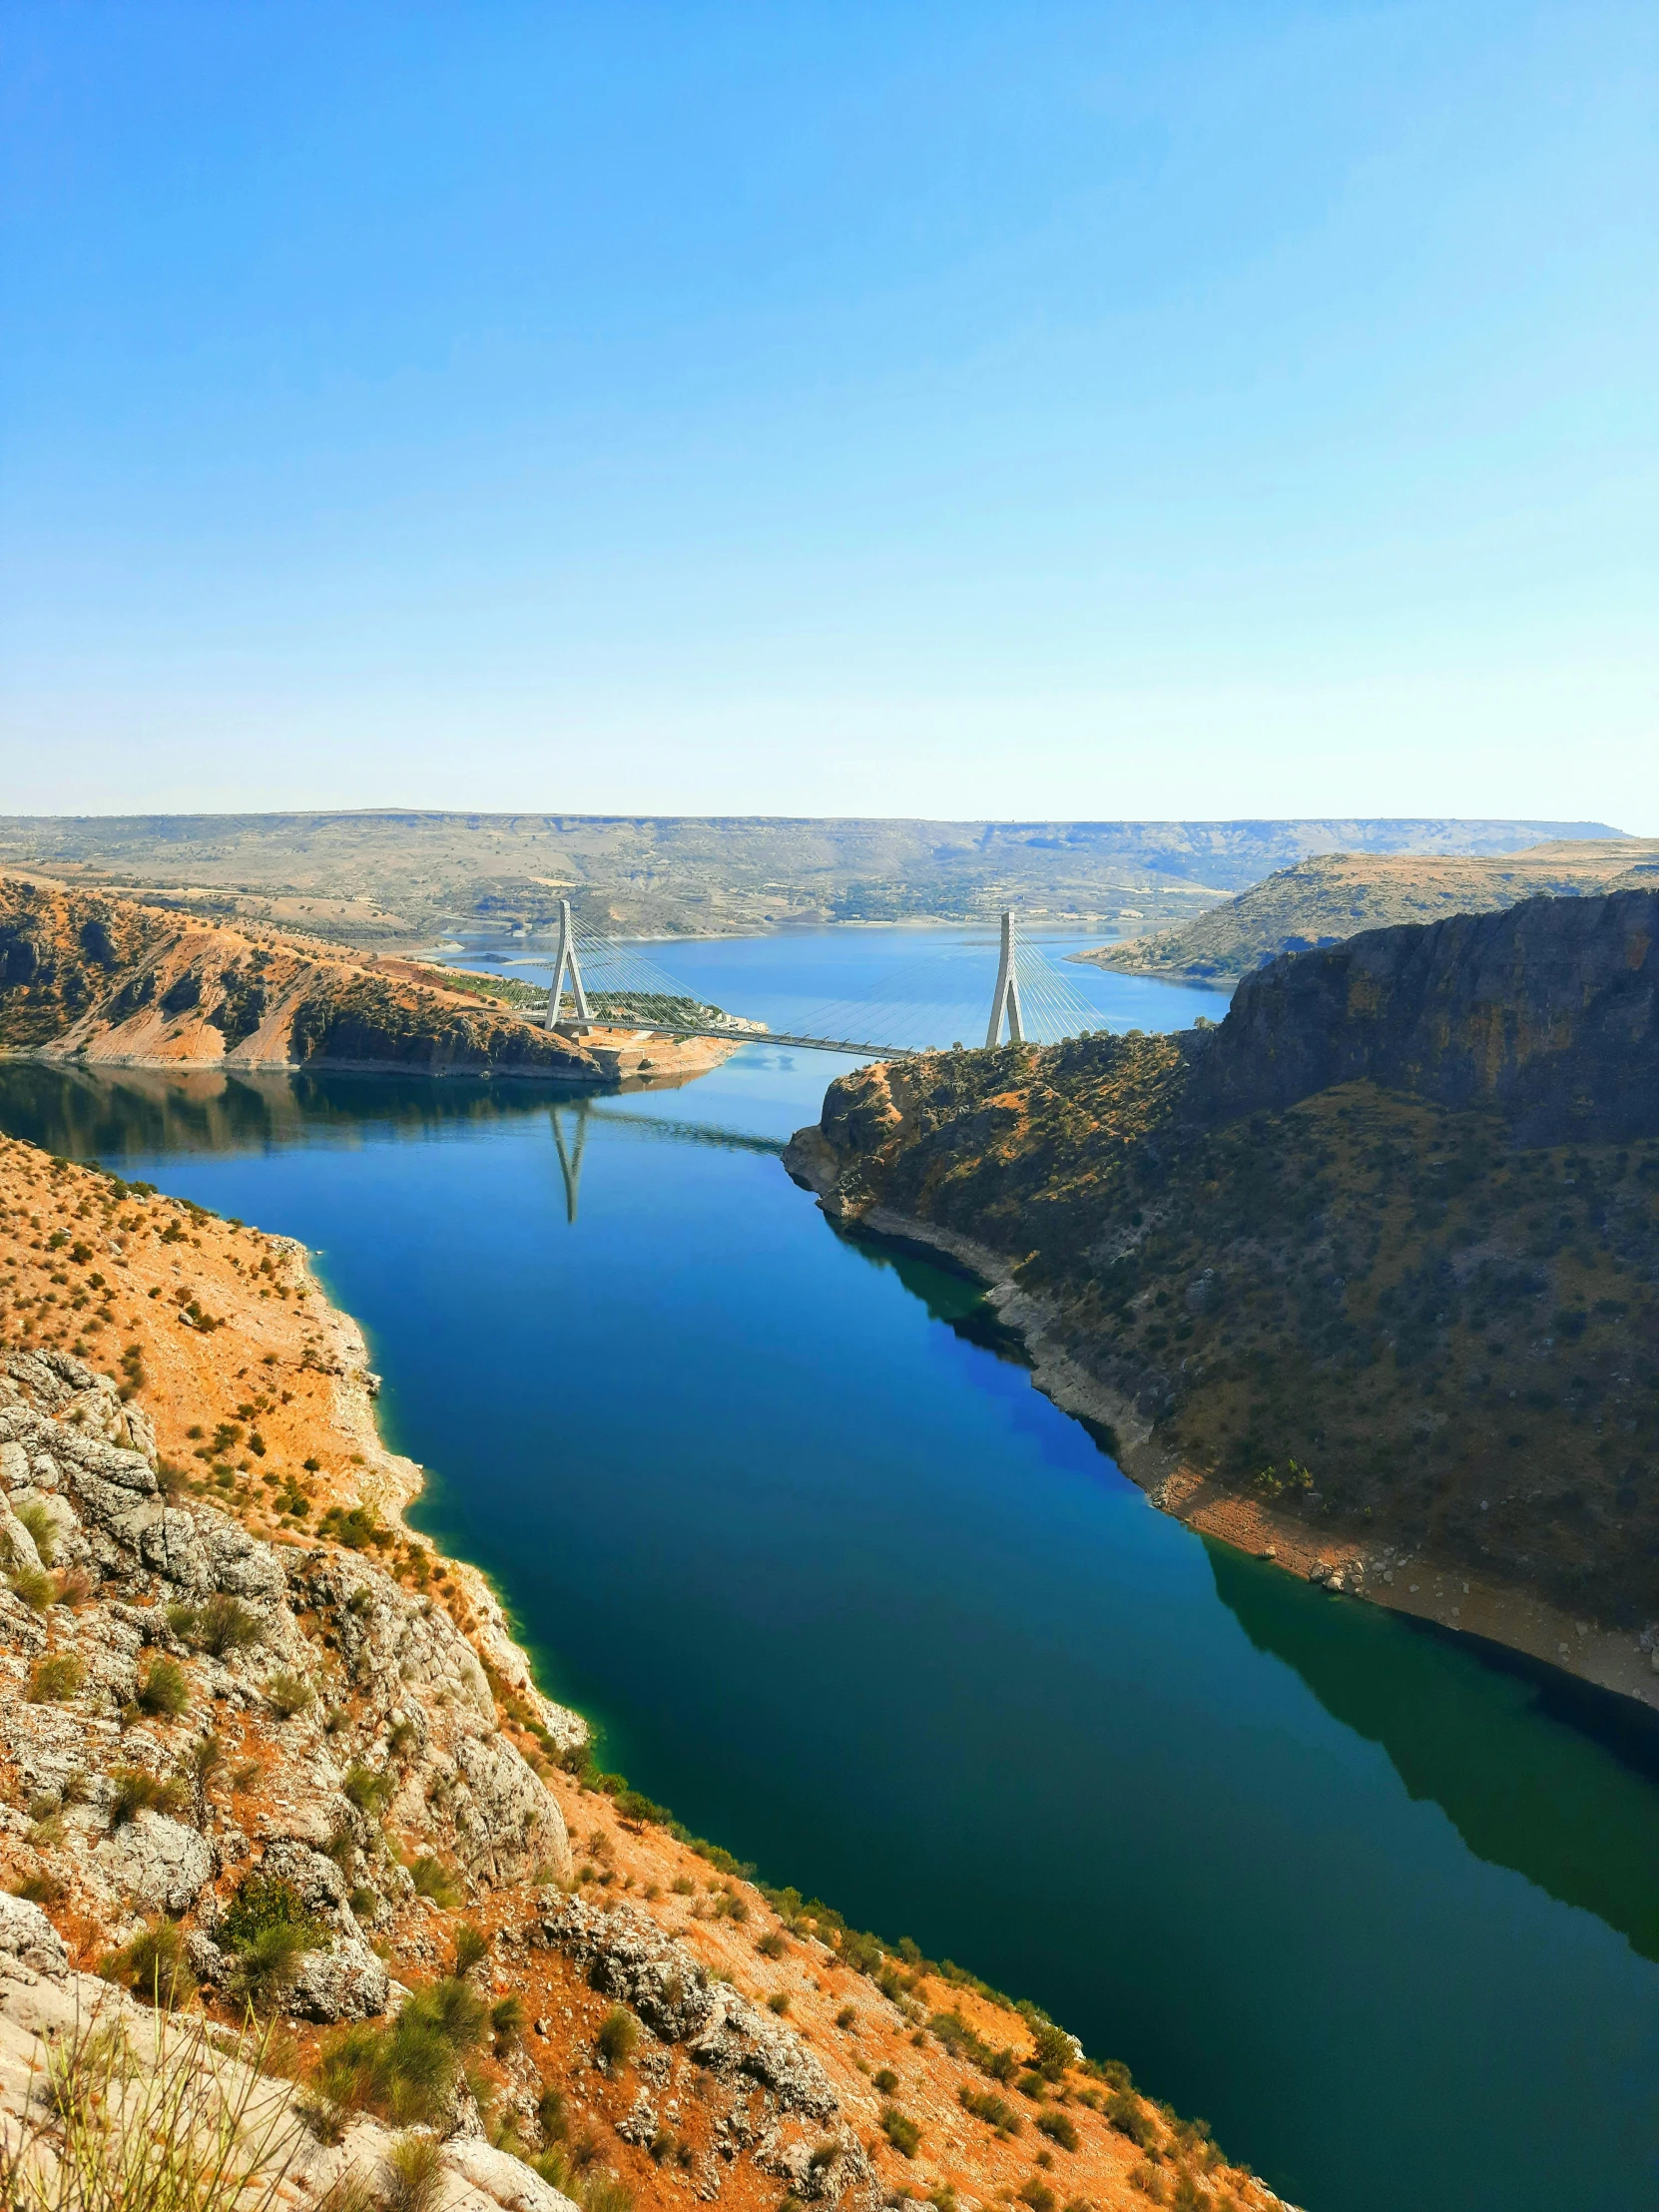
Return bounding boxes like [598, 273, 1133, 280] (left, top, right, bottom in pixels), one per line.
[1, 926, 1655, 2212]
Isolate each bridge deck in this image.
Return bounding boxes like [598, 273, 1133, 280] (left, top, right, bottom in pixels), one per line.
[553, 1021, 922, 1059]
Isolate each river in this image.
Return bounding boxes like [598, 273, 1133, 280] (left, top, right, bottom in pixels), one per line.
[1, 925, 1655, 2212]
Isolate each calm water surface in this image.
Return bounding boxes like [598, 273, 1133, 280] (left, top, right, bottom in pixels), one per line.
[3, 928, 1656, 2212]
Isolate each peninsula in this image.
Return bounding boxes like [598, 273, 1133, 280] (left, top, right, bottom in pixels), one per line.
[787, 888, 1659, 1707]
[0, 874, 740, 1090]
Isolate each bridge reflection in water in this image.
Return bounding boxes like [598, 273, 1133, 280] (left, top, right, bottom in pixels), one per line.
[549, 1101, 787, 1223]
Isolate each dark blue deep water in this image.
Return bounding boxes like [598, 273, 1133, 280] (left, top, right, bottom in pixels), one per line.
[2, 929, 1657, 2212]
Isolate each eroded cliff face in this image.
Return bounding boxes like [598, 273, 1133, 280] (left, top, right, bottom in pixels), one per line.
[1195, 888, 1659, 1144]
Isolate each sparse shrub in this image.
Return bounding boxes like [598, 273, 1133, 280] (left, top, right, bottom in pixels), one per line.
[231, 1923, 313, 2016]
[104, 1918, 196, 2008]
[880, 2107, 921, 2158]
[316, 1975, 486, 2127]
[1107, 2092, 1157, 2149]
[596, 2005, 638, 2069]
[137, 1656, 190, 1717]
[491, 1995, 524, 2049]
[342, 1763, 394, 1816]
[380, 2131, 444, 2212]
[28, 1651, 84, 1703]
[579, 2178, 633, 2212]
[14, 1500, 56, 1566]
[452, 1923, 489, 1977]
[959, 2086, 1022, 2136]
[1018, 2182, 1056, 2212]
[222, 1872, 326, 1952]
[21, 2007, 300, 2212]
[11, 1871, 67, 1906]
[1031, 2021, 1075, 2081]
[1037, 2112, 1079, 2151]
[189, 1732, 225, 1789]
[757, 1929, 787, 1958]
[537, 2083, 568, 2143]
[671, 1875, 695, 1896]
[1019, 2069, 1049, 2101]
[8, 1564, 56, 1611]
[173, 1593, 266, 1657]
[767, 1992, 790, 2015]
[295, 2092, 349, 2146]
[265, 1669, 314, 1718]
[108, 1767, 189, 1827]
[835, 2005, 857, 2029]
[872, 2067, 898, 2094]
[409, 1855, 461, 1908]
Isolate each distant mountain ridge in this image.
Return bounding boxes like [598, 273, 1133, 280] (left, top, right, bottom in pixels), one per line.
[0, 810, 1627, 947]
[1078, 839, 1656, 983]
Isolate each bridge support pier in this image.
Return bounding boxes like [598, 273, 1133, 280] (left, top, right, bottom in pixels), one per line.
[985, 909, 1025, 1048]
[545, 899, 593, 1034]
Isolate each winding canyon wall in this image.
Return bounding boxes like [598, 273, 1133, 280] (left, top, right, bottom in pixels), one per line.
[1193, 889, 1659, 1144]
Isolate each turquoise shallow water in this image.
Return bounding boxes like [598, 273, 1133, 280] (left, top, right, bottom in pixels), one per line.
[3, 930, 1657, 2211]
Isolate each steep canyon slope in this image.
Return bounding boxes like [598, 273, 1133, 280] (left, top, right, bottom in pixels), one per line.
[0, 875, 732, 1087]
[788, 890, 1659, 1688]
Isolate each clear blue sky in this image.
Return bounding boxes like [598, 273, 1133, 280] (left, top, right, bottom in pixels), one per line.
[2, 2, 1654, 827]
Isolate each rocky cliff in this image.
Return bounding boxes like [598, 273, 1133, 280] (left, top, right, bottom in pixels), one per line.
[1194, 888, 1659, 1144]
[0, 1133, 1285, 2212]
[788, 891, 1659, 1685]
[0, 875, 735, 1088]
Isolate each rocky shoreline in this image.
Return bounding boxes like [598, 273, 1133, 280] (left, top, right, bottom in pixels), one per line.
[782, 1125, 1659, 1722]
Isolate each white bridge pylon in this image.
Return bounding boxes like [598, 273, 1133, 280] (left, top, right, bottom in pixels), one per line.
[544, 900, 593, 1031]
[985, 908, 1025, 1047]
[510, 904, 1102, 1061]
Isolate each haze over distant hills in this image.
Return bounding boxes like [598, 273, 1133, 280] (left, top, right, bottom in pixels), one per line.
[0, 811, 1627, 947]
[1080, 839, 1659, 982]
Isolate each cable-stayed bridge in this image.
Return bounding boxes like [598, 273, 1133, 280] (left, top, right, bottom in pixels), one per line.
[523, 906, 1106, 1220]
[526, 902, 1104, 1060]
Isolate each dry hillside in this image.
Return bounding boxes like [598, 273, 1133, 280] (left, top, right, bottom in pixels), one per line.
[0, 810, 1622, 947]
[0, 875, 735, 1089]
[1077, 841, 1656, 982]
